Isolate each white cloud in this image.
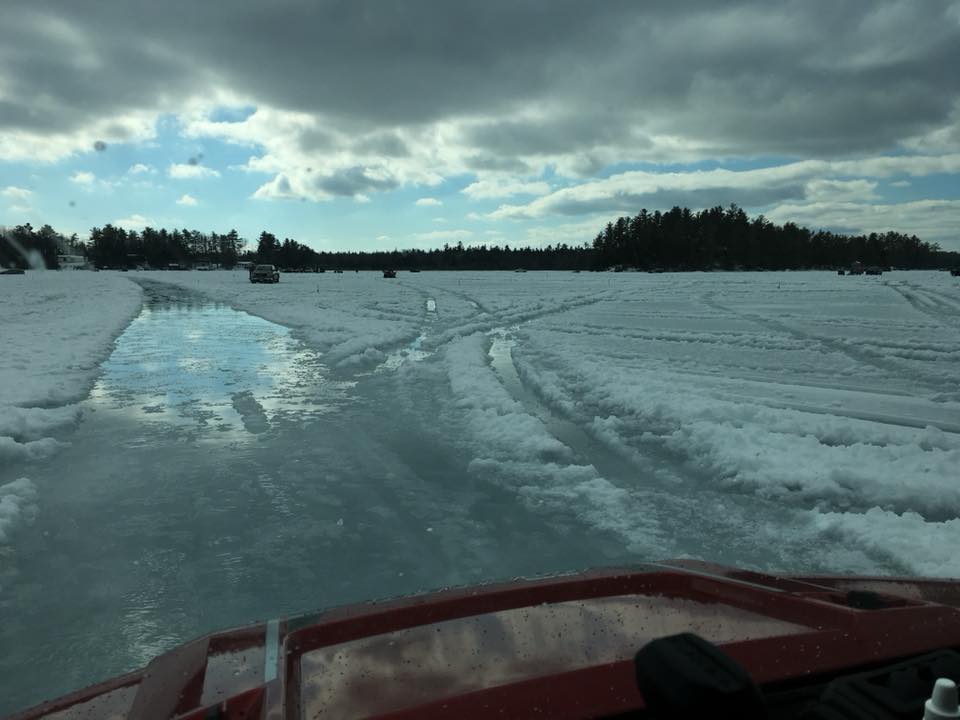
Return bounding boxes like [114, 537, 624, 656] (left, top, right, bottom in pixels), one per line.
[890, 180, 911, 187]
[355, 193, 371, 203]
[488, 153, 960, 219]
[375, 234, 390, 242]
[8, 204, 32, 214]
[415, 197, 442, 206]
[525, 216, 616, 247]
[432, 216, 446, 223]
[168, 163, 221, 179]
[176, 193, 198, 206]
[1, 186, 32, 200]
[114, 213, 149, 230]
[766, 199, 960, 246]
[185, 105, 443, 203]
[0, 3, 955, 239]
[251, 173, 296, 200]
[0, 0, 957, 213]
[803, 179, 878, 203]
[461, 178, 551, 199]
[0, 111, 158, 163]
[70, 171, 95, 185]
[413, 229, 473, 241]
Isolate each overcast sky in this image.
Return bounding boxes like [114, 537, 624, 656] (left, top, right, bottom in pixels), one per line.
[1, 1, 959, 251]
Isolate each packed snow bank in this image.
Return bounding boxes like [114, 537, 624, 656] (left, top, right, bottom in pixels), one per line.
[811, 507, 960, 577]
[440, 332, 664, 554]
[0, 272, 143, 408]
[0, 271, 142, 469]
[0, 405, 82, 441]
[500, 270, 960, 576]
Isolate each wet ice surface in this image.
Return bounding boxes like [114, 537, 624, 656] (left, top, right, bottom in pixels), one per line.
[0, 281, 624, 712]
[2, 271, 960, 712]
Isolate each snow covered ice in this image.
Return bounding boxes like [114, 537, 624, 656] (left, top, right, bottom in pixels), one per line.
[2, 268, 960, 711]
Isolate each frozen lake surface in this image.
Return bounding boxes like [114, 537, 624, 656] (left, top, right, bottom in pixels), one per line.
[2, 270, 960, 712]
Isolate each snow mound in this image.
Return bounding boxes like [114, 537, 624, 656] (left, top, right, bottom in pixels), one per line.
[0, 405, 82, 442]
[0, 436, 66, 463]
[0, 272, 143, 408]
[0, 478, 38, 544]
[442, 333, 663, 552]
[812, 507, 960, 577]
[0, 272, 142, 474]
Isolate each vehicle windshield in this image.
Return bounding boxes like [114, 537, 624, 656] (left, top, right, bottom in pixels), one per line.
[1, 1, 959, 715]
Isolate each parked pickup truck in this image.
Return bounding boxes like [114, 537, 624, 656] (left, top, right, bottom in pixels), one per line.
[250, 264, 280, 283]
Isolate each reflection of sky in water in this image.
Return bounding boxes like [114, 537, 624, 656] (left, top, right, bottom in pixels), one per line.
[88, 293, 350, 443]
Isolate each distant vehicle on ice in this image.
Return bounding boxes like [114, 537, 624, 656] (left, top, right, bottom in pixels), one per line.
[382, 269, 397, 278]
[57, 254, 90, 270]
[250, 264, 280, 283]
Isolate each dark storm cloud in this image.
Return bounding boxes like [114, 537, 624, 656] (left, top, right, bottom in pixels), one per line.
[297, 129, 336, 153]
[466, 115, 647, 157]
[1, 0, 958, 159]
[312, 166, 400, 197]
[352, 133, 410, 158]
[463, 154, 532, 174]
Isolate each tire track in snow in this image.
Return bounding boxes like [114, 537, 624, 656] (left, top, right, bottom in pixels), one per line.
[887, 281, 960, 329]
[370, 288, 439, 373]
[701, 292, 950, 395]
[487, 328, 652, 486]
[484, 326, 677, 557]
[384, 279, 620, 369]
[410, 281, 495, 316]
[436, 290, 618, 345]
[481, 326, 898, 573]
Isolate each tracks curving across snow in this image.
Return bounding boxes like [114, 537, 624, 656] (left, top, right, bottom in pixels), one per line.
[6, 270, 959, 714]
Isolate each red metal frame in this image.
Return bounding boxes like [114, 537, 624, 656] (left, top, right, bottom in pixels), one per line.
[9, 562, 960, 720]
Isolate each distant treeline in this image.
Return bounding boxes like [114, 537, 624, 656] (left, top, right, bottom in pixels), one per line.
[305, 243, 593, 271]
[0, 223, 73, 269]
[592, 205, 957, 270]
[88, 225, 245, 269]
[254, 228, 592, 270]
[0, 223, 245, 270]
[2, 206, 958, 271]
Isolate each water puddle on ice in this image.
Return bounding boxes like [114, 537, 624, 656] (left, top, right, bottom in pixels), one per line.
[85, 282, 350, 443]
[0, 281, 361, 713]
[374, 298, 438, 373]
[376, 333, 432, 373]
